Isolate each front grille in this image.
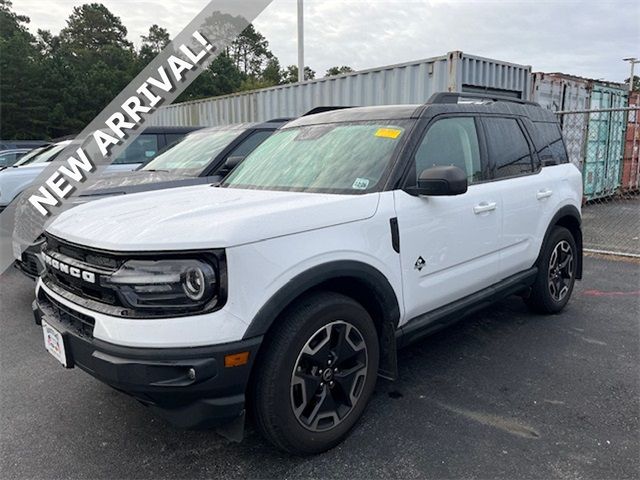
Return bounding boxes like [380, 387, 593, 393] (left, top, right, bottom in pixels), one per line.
[48, 236, 120, 269]
[44, 271, 118, 305]
[43, 235, 120, 306]
[38, 288, 95, 339]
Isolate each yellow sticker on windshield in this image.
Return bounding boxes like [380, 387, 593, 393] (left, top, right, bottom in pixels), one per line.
[375, 128, 402, 139]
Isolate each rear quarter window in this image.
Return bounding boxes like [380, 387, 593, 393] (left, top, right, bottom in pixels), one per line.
[535, 122, 569, 165]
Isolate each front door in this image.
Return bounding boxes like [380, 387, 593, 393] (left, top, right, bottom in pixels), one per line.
[394, 116, 502, 322]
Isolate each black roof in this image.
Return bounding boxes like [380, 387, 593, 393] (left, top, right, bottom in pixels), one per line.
[285, 93, 557, 128]
[287, 105, 423, 127]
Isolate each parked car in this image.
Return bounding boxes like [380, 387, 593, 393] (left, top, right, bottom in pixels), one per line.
[0, 148, 31, 168]
[4, 145, 50, 170]
[33, 93, 583, 454]
[14, 120, 288, 279]
[0, 127, 197, 214]
[0, 139, 49, 151]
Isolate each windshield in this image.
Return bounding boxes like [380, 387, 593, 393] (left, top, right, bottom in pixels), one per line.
[13, 146, 49, 166]
[17, 142, 70, 166]
[142, 128, 245, 175]
[223, 121, 411, 193]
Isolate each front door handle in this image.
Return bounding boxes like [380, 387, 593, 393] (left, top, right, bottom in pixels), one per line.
[536, 189, 553, 200]
[473, 201, 497, 214]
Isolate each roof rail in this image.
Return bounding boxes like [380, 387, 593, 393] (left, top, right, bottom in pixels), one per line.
[302, 106, 355, 116]
[427, 92, 539, 107]
[264, 117, 295, 123]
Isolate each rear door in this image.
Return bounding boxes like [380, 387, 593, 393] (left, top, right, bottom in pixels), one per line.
[394, 115, 502, 320]
[479, 116, 552, 278]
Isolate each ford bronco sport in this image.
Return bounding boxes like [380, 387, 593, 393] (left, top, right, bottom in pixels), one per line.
[33, 92, 583, 454]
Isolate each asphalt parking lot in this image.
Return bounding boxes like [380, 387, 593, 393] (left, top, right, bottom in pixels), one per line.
[1, 255, 638, 479]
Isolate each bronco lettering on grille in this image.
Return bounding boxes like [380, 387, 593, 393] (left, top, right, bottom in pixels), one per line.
[42, 252, 96, 284]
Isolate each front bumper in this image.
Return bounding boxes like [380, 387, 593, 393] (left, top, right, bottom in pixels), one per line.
[33, 290, 262, 429]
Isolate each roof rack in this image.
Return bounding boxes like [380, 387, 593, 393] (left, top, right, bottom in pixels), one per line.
[302, 106, 355, 116]
[427, 92, 539, 106]
[264, 117, 295, 123]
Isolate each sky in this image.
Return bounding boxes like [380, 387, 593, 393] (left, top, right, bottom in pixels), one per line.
[14, 0, 640, 83]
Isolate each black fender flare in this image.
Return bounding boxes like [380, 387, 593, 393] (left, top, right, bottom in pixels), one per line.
[539, 205, 583, 279]
[243, 260, 401, 338]
[242, 260, 401, 379]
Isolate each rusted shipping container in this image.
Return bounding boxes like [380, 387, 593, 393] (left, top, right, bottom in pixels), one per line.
[621, 91, 640, 193]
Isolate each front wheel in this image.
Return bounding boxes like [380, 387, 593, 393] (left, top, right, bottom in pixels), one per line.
[251, 292, 379, 455]
[525, 226, 577, 314]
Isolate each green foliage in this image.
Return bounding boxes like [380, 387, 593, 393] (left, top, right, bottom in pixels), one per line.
[625, 75, 640, 92]
[325, 65, 353, 77]
[0, 0, 48, 139]
[282, 65, 316, 83]
[138, 24, 170, 65]
[59, 3, 132, 51]
[0, 2, 325, 139]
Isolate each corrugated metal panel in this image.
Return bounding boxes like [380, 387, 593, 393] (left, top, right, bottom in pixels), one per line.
[583, 82, 628, 200]
[152, 51, 531, 127]
[621, 91, 639, 192]
[531, 72, 592, 167]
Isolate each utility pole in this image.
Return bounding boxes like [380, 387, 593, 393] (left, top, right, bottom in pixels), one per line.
[297, 0, 304, 83]
[623, 57, 639, 93]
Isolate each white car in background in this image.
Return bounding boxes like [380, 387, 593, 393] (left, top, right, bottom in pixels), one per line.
[0, 127, 194, 213]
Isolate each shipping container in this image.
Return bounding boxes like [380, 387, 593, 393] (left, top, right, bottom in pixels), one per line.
[152, 51, 532, 127]
[583, 82, 628, 201]
[531, 72, 591, 167]
[621, 91, 640, 193]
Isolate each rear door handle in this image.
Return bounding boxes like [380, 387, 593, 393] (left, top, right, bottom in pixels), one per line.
[473, 201, 497, 214]
[536, 189, 553, 200]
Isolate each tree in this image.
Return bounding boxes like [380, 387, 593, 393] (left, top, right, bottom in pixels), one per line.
[228, 24, 273, 78]
[262, 57, 282, 86]
[325, 65, 354, 77]
[58, 3, 133, 51]
[625, 75, 640, 92]
[138, 24, 169, 63]
[177, 52, 244, 102]
[0, 0, 48, 138]
[35, 3, 137, 137]
[282, 65, 316, 83]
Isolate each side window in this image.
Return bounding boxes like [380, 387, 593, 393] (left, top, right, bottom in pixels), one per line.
[536, 122, 569, 164]
[483, 117, 534, 178]
[113, 134, 159, 164]
[226, 130, 272, 158]
[412, 117, 482, 185]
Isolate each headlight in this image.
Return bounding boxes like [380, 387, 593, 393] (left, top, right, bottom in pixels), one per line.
[105, 258, 219, 313]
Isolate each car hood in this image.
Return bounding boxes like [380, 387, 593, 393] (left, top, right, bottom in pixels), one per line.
[47, 185, 380, 250]
[80, 170, 195, 196]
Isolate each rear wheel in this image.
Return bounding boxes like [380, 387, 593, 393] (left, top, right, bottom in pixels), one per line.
[252, 292, 379, 455]
[525, 226, 577, 314]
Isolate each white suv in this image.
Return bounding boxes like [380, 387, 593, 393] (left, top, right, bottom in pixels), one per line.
[33, 93, 583, 454]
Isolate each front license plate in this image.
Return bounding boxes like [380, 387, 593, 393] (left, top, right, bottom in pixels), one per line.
[42, 321, 68, 367]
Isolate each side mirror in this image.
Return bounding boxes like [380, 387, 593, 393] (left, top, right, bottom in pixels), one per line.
[409, 165, 468, 196]
[223, 155, 245, 171]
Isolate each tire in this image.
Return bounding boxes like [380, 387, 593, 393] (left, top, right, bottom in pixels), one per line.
[525, 226, 577, 314]
[251, 291, 379, 455]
